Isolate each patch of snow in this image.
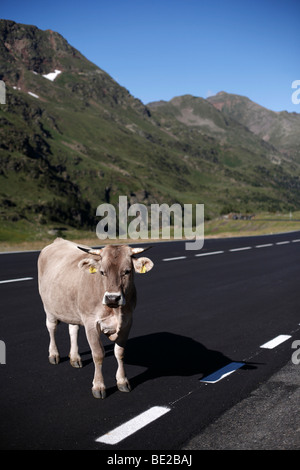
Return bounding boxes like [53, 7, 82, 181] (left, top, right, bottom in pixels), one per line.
[28, 91, 39, 99]
[42, 70, 62, 81]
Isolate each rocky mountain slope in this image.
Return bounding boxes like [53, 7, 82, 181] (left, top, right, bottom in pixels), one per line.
[1, 19, 300, 237]
[207, 91, 300, 160]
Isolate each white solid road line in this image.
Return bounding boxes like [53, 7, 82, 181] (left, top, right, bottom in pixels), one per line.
[260, 334, 292, 349]
[195, 251, 224, 257]
[0, 277, 33, 284]
[96, 406, 171, 445]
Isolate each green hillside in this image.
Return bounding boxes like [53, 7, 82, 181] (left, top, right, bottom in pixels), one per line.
[1, 20, 300, 242]
[148, 95, 300, 213]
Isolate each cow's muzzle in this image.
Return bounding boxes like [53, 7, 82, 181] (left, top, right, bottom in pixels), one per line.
[102, 292, 125, 307]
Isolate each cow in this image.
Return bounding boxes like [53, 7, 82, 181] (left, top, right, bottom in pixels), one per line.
[37, 238, 154, 398]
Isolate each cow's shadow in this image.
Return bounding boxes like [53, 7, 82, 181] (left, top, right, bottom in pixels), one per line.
[104, 331, 255, 389]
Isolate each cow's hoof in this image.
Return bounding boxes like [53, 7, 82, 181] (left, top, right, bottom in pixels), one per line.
[117, 382, 131, 393]
[92, 388, 106, 399]
[49, 354, 60, 365]
[70, 359, 82, 368]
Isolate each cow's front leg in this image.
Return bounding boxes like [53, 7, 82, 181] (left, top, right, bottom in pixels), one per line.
[85, 325, 106, 398]
[115, 342, 131, 392]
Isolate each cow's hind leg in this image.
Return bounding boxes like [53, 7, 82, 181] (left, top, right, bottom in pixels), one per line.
[68, 324, 82, 368]
[46, 316, 60, 365]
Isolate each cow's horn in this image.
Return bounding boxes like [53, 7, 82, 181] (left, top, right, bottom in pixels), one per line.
[88, 248, 102, 255]
[77, 246, 102, 256]
[131, 246, 152, 256]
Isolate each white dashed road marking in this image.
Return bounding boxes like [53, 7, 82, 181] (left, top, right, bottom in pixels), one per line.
[255, 243, 274, 248]
[260, 334, 292, 349]
[162, 238, 293, 263]
[96, 406, 171, 445]
[195, 251, 224, 257]
[229, 246, 252, 252]
[0, 277, 33, 284]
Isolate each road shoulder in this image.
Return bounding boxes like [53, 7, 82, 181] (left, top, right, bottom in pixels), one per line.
[182, 360, 300, 450]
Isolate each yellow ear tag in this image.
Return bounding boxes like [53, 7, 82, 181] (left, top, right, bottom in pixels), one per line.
[89, 266, 97, 274]
[140, 264, 147, 274]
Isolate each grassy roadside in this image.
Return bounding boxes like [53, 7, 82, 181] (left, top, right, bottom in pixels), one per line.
[204, 212, 300, 238]
[0, 212, 299, 252]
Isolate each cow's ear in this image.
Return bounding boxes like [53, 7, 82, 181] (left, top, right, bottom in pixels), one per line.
[132, 256, 154, 274]
[78, 258, 99, 274]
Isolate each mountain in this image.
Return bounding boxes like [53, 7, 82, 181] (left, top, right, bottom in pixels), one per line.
[148, 94, 283, 164]
[207, 91, 300, 161]
[0, 20, 193, 229]
[147, 94, 300, 211]
[1, 20, 300, 240]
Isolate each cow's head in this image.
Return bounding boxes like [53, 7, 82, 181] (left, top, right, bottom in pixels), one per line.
[77, 245, 153, 308]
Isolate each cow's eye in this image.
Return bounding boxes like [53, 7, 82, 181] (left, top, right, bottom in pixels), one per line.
[100, 270, 106, 276]
[123, 269, 131, 276]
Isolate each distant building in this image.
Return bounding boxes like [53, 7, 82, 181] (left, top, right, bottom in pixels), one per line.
[224, 212, 254, 220]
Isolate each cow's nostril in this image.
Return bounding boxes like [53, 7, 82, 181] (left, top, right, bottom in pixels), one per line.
[106, 294, 121, 304]
[102, 291, 125, 307]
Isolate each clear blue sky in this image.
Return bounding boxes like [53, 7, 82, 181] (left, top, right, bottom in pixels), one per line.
[1, 0, 299, 112]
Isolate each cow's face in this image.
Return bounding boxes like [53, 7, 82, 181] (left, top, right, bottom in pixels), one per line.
[78, 245, 153, 308]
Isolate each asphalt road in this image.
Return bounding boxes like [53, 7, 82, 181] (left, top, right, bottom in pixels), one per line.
[0, 232, 300, 450]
